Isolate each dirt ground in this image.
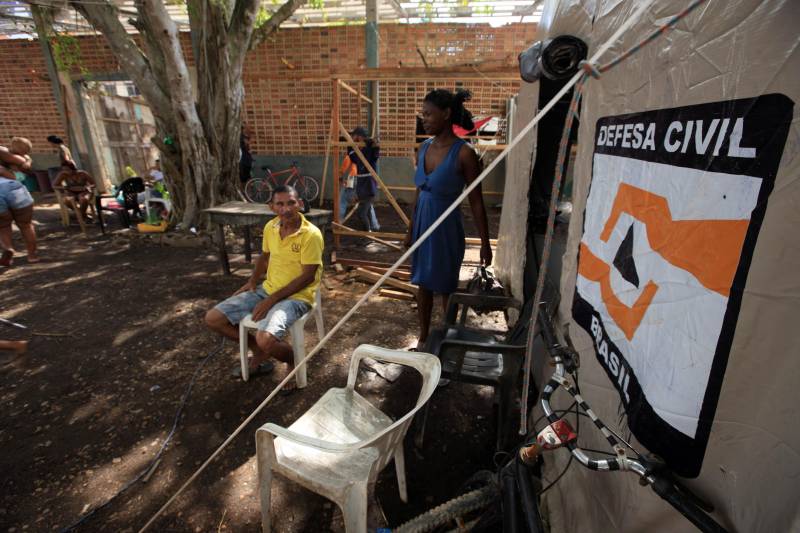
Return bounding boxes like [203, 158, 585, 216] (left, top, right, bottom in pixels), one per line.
[1, 198, 509, 532]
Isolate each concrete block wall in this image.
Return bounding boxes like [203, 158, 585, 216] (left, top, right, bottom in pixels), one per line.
[253, 153, 506, 205]
[0, 23, 535, 174]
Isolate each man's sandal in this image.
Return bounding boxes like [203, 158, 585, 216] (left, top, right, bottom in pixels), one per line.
[231, 360, 275, 379]
[278, 380, 298, 397]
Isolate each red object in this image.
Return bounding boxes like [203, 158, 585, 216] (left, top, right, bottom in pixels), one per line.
[536, 419, 578, 450]
[453, 116, 493, 137]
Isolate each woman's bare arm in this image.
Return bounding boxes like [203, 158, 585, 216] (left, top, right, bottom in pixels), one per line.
[0, 146, 31, 171]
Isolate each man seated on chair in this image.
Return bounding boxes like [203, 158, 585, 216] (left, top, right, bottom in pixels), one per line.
[54, 162, 95, 220]
[205, 185, 324, 384]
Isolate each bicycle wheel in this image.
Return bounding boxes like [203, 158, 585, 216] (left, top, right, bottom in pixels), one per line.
[244, 178, 273, 204]
[290, 175, 320, 203]
[394, 483, 497, 533]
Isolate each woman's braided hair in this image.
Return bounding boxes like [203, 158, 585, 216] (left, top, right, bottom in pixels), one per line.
[424, 89, 475, 131]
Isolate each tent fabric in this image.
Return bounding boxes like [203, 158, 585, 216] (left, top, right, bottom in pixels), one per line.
[496, 87, 539, 306]
[521, 1, 800, 531]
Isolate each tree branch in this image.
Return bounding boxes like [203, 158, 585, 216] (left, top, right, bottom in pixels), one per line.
[249, 0, 306, 50]
[227, 0, 260, 66]
[141, 0, 200, 128]
[128, 11, 170, 106]
[68, 1, 172, 122]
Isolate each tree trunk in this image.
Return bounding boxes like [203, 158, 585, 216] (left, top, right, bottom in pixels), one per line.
[67, 0, 304, 228]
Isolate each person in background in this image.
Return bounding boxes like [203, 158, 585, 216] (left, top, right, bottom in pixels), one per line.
[0, 137, 38, 266]
[338, 152, 357, 220]
[54, 162, 95, 221]
[47, 135, 74, 167]
[405, 89, 492, 348]
[240, 125, 253, 192]
[349, 126, 381, 232]
[124, 165, 138, 178]
[145, 160, 167, 198]
[147, 160, 164, 185]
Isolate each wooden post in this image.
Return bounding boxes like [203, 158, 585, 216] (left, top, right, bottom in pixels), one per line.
[338, 122, 410, 227]
[365, 0, 379, 136]
[319, 116, 333, 206]
[332, 79, 342, 247]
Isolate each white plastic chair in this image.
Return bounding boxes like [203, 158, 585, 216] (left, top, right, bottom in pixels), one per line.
[238, 287, 324, 388]
[255, 344, 441, 533]
[143, 187, 172, 220]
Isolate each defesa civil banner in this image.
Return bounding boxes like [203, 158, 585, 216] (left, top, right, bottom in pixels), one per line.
[573, 95, 792, 477]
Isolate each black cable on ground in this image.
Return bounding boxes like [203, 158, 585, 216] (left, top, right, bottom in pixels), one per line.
[58, 338, 226, 532]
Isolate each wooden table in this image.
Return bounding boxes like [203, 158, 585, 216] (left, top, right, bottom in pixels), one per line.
[204, 201, 332, 275]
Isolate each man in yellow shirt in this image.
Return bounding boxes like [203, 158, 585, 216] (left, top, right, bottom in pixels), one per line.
[205, 185, 323, 381]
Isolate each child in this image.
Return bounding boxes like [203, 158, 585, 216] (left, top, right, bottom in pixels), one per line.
[0, 137, 38, 265]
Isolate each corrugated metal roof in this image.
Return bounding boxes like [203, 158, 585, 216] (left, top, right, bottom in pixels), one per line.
[0, 0, 542, 39]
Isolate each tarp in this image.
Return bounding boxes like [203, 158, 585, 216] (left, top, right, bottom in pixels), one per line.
[522, 0, 800, 531]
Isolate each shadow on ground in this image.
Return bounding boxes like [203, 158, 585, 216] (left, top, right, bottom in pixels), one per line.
[0, 199, 505, 532]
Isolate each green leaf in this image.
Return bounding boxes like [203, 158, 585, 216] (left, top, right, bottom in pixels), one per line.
[50, 32, 86, 74]
[255, 6, 273, 28]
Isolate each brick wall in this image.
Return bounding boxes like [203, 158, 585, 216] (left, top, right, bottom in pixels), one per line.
[0, 23, 536, 157]
[0, 39, 66, 153]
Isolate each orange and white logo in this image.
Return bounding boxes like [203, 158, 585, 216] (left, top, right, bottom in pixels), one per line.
[577, 153, 761, 439]
[573, 96, 792, 477]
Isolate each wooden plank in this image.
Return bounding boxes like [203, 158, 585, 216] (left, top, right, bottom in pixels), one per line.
[332, 221, 403, 251]
[332, 67, 520, 81]
[386, 185, 504, 197]
[338, 79, 373, 103]
[332, 140, 508, 151]
[334, 228, 406, 240]
[362, 265, 411, 281]
[332, 228, 497, 246]
[355, 268, 418, 296]
[379, 288, 416, 301]
[338, 122, 410, 227]
[336, 257, 411, 269]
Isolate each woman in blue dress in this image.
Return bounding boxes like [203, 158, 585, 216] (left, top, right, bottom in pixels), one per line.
[405, 89, 492, 347]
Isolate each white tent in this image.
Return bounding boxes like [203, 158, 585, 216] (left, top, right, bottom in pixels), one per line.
[497, 0, 800, 530]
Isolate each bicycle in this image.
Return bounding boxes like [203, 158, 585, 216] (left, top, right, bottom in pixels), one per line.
[525, 310, 727, 532]
[394, 307, 728, 533]
[243, 161, 319, 204]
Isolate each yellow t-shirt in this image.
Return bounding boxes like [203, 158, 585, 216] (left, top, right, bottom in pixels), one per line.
[261, 213, 323, 305]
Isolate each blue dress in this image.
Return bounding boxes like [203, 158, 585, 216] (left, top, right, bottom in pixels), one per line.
[411, 138, 466, 293]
